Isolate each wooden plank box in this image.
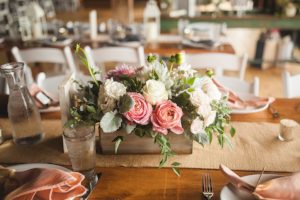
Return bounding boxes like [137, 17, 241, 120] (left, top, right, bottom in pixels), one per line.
[96, 124, 193, 155]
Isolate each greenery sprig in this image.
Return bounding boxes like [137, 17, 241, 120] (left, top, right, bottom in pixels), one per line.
[75, 44, 99, 87]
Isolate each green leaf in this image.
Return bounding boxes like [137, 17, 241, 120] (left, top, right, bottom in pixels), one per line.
[100, 111, 122, 133]
[218, 134, 224, 148]
[125, 124, 136, 134]
[112, 136, 123, 154]
[64, 119, 76, 128]
[223, 134, 233, 150]
[184, 77, 196, 86]
[118, 95, 134, 113]
[75, 44, 99, 87]
[199, 133, 209, 144]
[208, 131, 213, 144]
[134, 128, 146, 137]
[172, 167, 181, 177]
[86, 105, 96, 113]
[230, 126, 236, 137]
[173, 92, 190, 107]
[171, 162, 181, 167]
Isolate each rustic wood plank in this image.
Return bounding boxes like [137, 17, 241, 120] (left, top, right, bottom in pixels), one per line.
[99, 128, 193, 154]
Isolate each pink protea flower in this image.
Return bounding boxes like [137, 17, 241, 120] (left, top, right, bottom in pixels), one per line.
[123, 92, 153, 125]
[151, 100, 184, 135]
[107, 64, 140, 79]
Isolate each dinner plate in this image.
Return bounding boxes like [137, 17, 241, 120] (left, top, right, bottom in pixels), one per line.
[8, 163, 71, 172]
[231, 93, 270, 114]
[220, 174, 281, 200]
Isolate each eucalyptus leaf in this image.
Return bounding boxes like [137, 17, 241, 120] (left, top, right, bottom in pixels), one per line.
[100, 111, 122, 133]
[112, 136, 123, 154]
[171, 162, 181, 167]
[218, 134, 224, 148]
[118, 95, 134, 113]
[230, 126, 236, 137]
[207, 131, 213, 144]
[172, 167, 181, 177]
[125, 124, 136, 134]
[223, 134, 233, 150]
[199, 132, 209, 144]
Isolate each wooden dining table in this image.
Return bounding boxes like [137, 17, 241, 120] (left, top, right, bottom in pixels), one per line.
[77, 98, 300, 199]
[0, 98, 294, 200]
[0, 39, 297, 199]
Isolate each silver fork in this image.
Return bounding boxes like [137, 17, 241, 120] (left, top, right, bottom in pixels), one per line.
[202, 174, 214, 200]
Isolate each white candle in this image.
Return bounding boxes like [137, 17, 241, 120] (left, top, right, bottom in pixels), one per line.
[145, 21, 159, 42]
[89, 10, 97, 40]
[279, 119, 299, 141]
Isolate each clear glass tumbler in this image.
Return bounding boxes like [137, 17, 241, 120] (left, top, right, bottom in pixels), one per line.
[0, 62, 44, 145]
[63, 126, 96, 181]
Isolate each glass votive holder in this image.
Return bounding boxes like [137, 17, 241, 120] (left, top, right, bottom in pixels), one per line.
[278, 119, 299, 142]
[63, 125, 96, 181]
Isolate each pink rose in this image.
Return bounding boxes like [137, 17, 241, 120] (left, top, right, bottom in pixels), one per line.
[107, 64, 141, 79]
[123, 93, 153, 125]
[151, 100, 184, 135]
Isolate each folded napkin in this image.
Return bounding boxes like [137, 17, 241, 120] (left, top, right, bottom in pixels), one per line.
[212, 79, 275, 109]
[1, 167, 86, 200]
[29, 84, 58, 109]
[220, 164, 300, 200]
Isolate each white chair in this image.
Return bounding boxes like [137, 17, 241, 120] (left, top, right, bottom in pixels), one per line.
[215, 76, 260, 96]
[84, 46, 146, 75]
[11, 46, 77, 99]
[185, 53, 248, 80]
[282, 71, 300, 98]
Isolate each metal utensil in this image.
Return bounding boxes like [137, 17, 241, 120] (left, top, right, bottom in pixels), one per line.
[202, 174, 214, 200]
[255, 167, 265, 188]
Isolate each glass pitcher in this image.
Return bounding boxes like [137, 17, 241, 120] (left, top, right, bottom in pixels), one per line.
[0, 62, 44, 145]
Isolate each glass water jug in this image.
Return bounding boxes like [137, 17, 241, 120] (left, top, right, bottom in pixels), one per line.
[0, 62, 44, 145]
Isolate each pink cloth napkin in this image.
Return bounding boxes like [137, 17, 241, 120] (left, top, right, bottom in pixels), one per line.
[212, 79, 275, 109]
[29, 84, 58, 109]
[220, 164, 300, 200]
[4, 168, 86, 200]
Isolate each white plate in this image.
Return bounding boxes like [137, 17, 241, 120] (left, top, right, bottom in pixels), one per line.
[8, 163, 71, 172]
[220, 174, 281, 200]
[231, 93, 270, 114]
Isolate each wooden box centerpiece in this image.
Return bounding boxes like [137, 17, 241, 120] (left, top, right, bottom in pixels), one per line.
[60, 45, 234, 170]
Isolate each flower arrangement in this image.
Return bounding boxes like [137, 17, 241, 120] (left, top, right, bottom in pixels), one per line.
[67, 44, 235, 175]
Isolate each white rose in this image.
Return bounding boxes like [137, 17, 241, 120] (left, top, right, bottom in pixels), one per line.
[190, 89, 210, 107]
[104, 78, 127, 100]
[143, 80, 168, 105]
[204, 110, 217, 127]
[190, 117, 205, 135]
[196, 104, 212, 118]
[98, 85, 116, 113]
[193, 77, 221, 101]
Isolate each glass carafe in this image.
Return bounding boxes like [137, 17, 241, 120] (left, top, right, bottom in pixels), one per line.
[0, 62, 44, 145]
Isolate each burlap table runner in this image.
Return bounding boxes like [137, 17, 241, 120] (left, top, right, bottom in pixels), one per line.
[0, 119, 300, 172]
